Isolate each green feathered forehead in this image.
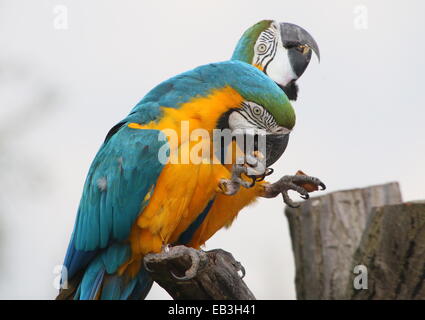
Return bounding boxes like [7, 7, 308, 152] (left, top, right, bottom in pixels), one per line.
[231, 20, 273, 63]
[244, 88, 296, 130]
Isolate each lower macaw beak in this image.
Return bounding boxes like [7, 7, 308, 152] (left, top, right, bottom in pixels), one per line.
[230, 131, 290, 167]
[265, 133, 290, 166]
[280, 22, 320, 78]
[267, 22, 319, 101]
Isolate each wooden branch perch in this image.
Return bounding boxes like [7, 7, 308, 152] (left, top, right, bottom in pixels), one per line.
[144, 245, 255, 300]
[285, 181, 425, 300]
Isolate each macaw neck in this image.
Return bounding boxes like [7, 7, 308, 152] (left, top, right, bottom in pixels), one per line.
[231, 37, 254, 64]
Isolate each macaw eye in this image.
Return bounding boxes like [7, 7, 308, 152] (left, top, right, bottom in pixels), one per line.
[295, 44, 310, 55]
[252, 106, 262, 116]
[256, 43, 267, 54]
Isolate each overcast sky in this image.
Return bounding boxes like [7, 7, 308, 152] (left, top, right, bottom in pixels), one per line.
[0, 0, 424, 299]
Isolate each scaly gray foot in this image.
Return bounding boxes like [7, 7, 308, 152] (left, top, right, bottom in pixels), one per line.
[219, 155, 265, 195]
[262, 175, 326, 208]
[144, 246, 206, 281]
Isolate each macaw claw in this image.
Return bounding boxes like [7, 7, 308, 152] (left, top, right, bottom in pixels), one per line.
[143, 257, 155, 273]
[219, 162, 252, 195]
[247, 167, 274, 185]
[219, 155, 268, 195]
[170, 249, 201, 281]
[262, 174, 326, 208]
[144, 246, 207, 282]
[233, 260, 246, 279]
[143, 243, 172, 272]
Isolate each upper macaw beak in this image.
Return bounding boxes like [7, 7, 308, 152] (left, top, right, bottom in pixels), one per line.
[280, 22, 320, 78]
[265, 133, 290, 166]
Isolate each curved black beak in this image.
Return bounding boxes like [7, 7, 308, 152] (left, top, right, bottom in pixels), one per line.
[265, 133, 290, 166]
[280, 22, 320, 78]
[229, 131, 290, 167]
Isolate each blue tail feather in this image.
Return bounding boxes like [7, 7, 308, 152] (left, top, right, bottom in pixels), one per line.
[69, 242, 153, 300]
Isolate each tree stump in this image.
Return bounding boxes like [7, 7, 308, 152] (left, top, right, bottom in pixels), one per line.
[348, 202, 425, 299]
[284, 182, 406, 299]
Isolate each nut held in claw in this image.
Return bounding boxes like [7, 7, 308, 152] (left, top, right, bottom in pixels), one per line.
[295, 170, 319, 192]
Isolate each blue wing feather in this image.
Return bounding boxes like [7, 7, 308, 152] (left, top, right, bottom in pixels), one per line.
[64, 124, 167, 283]
[77, 125, 165, 249]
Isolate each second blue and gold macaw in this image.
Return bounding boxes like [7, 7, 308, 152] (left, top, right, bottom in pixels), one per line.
[58, 20, 323, 300]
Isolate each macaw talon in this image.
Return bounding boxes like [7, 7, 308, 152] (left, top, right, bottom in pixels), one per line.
[248, 172, 268, 185]
[162, 243, 171, 253]
[247, 175, 257, 187]
[300, 194, 309, 200]
[242, 154, 268, 186]
[283, 183, 311, 200]
[219, 163, 251, 195]
[169, 249, 201, 281]
[143, 258, 155, 273]
[280, 182, 310, 206]
[254, 167, 274, 182]
[265, 167, 274, 176]
[253, 174, 265, 182]
[239, 265, 246, 279]
[289, 175, 326, 191]
[219, 153, 271, 195]
[282, 191, 300, 208]
[233, 261, 246, 279]
[262, 174, 325, 207]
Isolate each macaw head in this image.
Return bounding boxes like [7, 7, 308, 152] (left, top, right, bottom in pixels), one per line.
[232, 20, 320, 101]
[212, 61, 296, 166]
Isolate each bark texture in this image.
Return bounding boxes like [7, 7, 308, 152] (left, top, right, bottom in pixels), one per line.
[348, 202, 425, 299]
[285, 182, 404, 299]
[144, 245, 255, 300]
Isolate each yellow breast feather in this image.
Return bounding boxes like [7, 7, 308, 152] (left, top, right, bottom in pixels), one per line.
[121, 86, 245, 275]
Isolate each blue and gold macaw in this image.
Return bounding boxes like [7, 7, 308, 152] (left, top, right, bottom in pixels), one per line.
[59, 61, 292, 300]
[58, 21, 323, 300]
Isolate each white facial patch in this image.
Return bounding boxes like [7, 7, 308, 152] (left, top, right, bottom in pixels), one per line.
[228, 111, 255, 131]
[253, 21, 298, 87]
[266, 43, 297, 87]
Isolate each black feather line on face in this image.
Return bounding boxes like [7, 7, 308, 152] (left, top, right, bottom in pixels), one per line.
[255, 28, 278, 67]
[216, 108, 235, 130]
